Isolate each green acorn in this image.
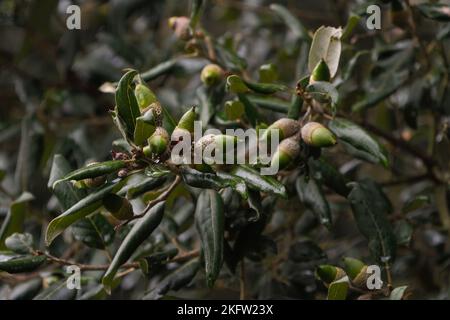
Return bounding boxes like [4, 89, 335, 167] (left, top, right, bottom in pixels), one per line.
[201, 64, 224, 86]
[262, 118, 300, 142]
[148, 127, 170, 155]
[134, 83, 157, 111]
[195, 134, 237, 164]
[171, 107, 197, 141]
[310, 59, 331, 84]
[270, 136, 300, 170]
[316, 265, 346, 284]
[103, 193, 134, 221]
[343, 257, 368, 288]
[301, 122, 336, 147]
[168, 16, 192, 41]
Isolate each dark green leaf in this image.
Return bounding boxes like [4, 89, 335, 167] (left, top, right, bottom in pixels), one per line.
[416, 3, 450, 22]
[71, 213, 115, 250]
[127, 175, 167, 199]
[195, 190, 224, 287]
[347, 180, 396, 263]
[248, 95, 290, 113]
[307, 81, 339, 114]
[243, 80, 288, 95]
[102, 201, 166, 293]
[140, 59, 179, 82]
[45, 179, 127, 246]
[0, 192, 34, 250]
[296, 175, 332, 227]
[115, 70, 141, 137]
[139, 248, 179, 274]
[309, 158, 350, 197]
[270, 4, 310, 41]
[231, 165, 287, 198]
[0, 252, 46, 273]
[329, 118, 389, 167]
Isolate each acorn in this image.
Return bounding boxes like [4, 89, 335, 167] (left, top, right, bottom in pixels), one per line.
[171, 107, 197, 142]
[316, 265, 346, 284]
[200, 64, 224, 86]
[134, 83, 157, 111]
[195, 134, 237, 164]
[103, 193, 134, 221]
[261, 118, 300, 142]
[301, 122, 336, 147]
[82, 162, 106, 188]
[270, 136, 300, 170]
[310, 59, 331, 84]
[168, 16, 192, 41]
[343, 257, 368, 288]
[148, 127, 170, 155]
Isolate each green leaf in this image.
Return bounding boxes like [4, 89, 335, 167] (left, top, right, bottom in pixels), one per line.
[238, 93, 261, 127]
[296, 175, 332, 227]
[52, 160, 126, 188]
[0, 252, 46, 274]
[0, 192, 34, 250]
[308, 26, 342, 78]
[189, 0, 204, 28]
[329, 118, 389, 167]
[327, 276, 349, 300]
[33, 279, 77, 300]
[102, 201, 166, 294]
[226, 75, 249, 94]
[127, 175, 167, 199]
[309, 158, 349, 197]
[347, 180, 396, 263]
[139, 248, 179, 274]
[416, 3, 450, 22]
[143, 258, 200, 300]
[115, 70, 141, 138]
[231, 165, 287, 198]
[224, 100, 245, 120]
[5, 233, 34, 254]
[9, 278, 42, 300]
[71, 214, 115, 250]
[393, 220, 413, 246]
[306, 81, 339, 114]
[341, 14, 361, 41]
[402, 195, 430, 213]
[390, 285, 408, 300]
[243, 80, 288, 95]
[270, 4, 310, 41]
[287, 76, 309, 119]
[195, 190, 224, 287]
[247, 95, 289, 114]
[134, 109, 156, 146]
[140, 58, 179, 82]
[45, 179, 127, 246]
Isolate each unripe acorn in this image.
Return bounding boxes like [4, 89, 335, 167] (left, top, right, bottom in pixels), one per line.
[83, 162, 106, 188]
[103, 193, 134, 221]
[270, 136, 300, 170]
[301, 122, 336, 147]
[171, 107, 196, 142]
[134, 83, 157, 111]
[262, 118, 300, 142]
[343, 257, 368, 288]
[168, 16, 192, 41]
[310, 59, 331, 84]
[195, 134, 237, 164]
[201, 64, 224, 86]
[148, 127, 170, 155]
[316, 265, 346, 284]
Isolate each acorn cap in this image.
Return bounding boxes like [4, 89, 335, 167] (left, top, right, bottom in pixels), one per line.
[301, 122, 336, 147]
[270, 137, 300, 170]
[343, 257, 366, 280]
[134, 84, 157, 111]
[310, 59, 331, 83]
[316, 265, 346, 284]
[148, 127, 169, 155]
[176, 106, 196, 133]
[103, 194, 134, 221]
[201, 64, 224, 86]
[263, 118, 300, 141]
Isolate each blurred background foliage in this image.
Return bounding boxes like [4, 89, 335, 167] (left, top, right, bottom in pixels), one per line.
[0, 0, 449, 299]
